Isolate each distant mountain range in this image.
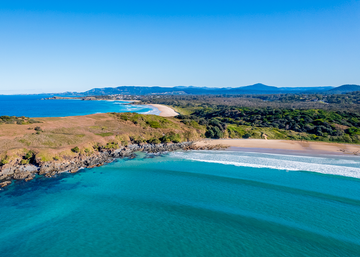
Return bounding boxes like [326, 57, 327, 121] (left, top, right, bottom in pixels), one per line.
[55, 83, 360, 96]
[328, 84, 360, 93]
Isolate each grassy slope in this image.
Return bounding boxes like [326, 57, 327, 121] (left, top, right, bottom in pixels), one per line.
[0, 113, 205, 163]
[171, 106, 202, 115]
[226, 124, 311, 140]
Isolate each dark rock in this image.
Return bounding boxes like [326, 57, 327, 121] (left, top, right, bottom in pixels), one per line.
[0, 141, 225, 188]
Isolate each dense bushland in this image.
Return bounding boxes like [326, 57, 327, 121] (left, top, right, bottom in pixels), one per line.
[177, 106, 360, 143]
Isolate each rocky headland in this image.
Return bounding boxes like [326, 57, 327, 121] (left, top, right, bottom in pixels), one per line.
[0, 142, 226, 188]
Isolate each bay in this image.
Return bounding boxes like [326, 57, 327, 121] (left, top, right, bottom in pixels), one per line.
[0, 95, 158, 117]
[1, 150, 360, 257]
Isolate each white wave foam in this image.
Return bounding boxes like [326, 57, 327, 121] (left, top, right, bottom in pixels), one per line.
[110, 102, 161, 115]
[185, 150, 360, 165]
[169, 151, 360, 178]
[137, 105, 161, 115]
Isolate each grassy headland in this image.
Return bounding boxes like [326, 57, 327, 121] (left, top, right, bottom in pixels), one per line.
[0, 113, 204, 165]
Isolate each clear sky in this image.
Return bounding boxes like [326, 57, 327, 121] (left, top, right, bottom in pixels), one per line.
[0, 0, 359, 94]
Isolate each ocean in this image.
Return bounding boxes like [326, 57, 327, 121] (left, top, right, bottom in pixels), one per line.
[1, 150, 360, 256]
[0, 95, 159, 117]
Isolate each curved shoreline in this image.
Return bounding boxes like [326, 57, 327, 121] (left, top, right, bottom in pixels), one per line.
[3, 137, 360, 189]
[42, 97, 176, 117]
[146, 104, 179, 117]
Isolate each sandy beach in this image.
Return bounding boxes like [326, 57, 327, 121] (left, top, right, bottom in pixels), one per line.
[195, 139, 360, 155]
[148, 104, 179, 117]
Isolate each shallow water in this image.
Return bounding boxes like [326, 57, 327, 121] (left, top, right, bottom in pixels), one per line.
[1, 150, 360, 257]
[0, 95, 158, 117]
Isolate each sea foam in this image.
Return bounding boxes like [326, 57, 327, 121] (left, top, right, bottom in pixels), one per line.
[169, 151, 360, 178]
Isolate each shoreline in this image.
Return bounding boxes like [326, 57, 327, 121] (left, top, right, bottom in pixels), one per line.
[194, 139, 360, 156]
[42, 97, 176, 117]
[0, 142, 225, 189]
[2, 138, 360, 189]
[147, 104, 179, 117]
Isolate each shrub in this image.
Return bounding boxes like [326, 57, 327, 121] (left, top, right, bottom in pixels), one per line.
[34, 126, 42, 131]
[0, 159, 9, 165]
[120, 114, 128, 121]
[160, 136, 171, 143]
[20, 159, 29, 165]
[25, 151, 34, 160]
[243, 133, 251, 139]
[104, 142, 119, 149]
[133, 137, 145, 144]
[28, 119, 41, 124]
[148, 137, 161, 144]
[168, 133, 181, 143]
[147, 121, 161, 128]
[71, 146, 80, 153]
[93, 144, 101, 151]
[343, 134, 352, 143]
[205, 126, 224, 138]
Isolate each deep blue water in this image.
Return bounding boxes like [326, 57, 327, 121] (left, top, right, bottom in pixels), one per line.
[1, 150, 360, 257]
[0, 95, 158, 117]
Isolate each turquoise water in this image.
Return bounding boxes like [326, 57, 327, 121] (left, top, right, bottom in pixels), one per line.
[1, 150, 360, 257]
[0, 95, 158, 117]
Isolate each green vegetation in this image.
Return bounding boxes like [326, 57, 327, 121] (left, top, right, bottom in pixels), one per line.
[147, 137, 161, 144]
[177, 106, 360, 143]
[0, 116, 41, 125]
[95, 132, 114, 137]
[104, 142, 119, 149]
[24, 150, 34, 160]
[139, 91, 360, 113]
[247, 91, 360, 105]
[71, 146, 80, 153]
[113, 112, 175, 129]
[159, 132, 182, 143]
[139, 95, 360, 144]
[0, 158, 9, 166]
[20, 159, 30, 165]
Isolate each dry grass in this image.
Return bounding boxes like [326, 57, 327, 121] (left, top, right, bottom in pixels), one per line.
[0, 113, 205, 161]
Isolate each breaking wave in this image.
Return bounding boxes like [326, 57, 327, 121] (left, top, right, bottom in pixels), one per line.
[169, 151, 360, 179]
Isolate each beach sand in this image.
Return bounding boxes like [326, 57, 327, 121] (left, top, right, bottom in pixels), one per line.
[148, 104, 179, 117]
[195, 139, 360, 155]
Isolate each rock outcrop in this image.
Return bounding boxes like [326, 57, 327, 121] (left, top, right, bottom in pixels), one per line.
[0, 142, 226, 188]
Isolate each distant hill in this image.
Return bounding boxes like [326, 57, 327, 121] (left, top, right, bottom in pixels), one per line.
[328, 84, 360, 93]
[239, 83, 278, 91]
[54, 84, 336, 96]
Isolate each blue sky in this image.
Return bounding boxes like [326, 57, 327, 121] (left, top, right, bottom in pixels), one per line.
[0, 0, 359, 94]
